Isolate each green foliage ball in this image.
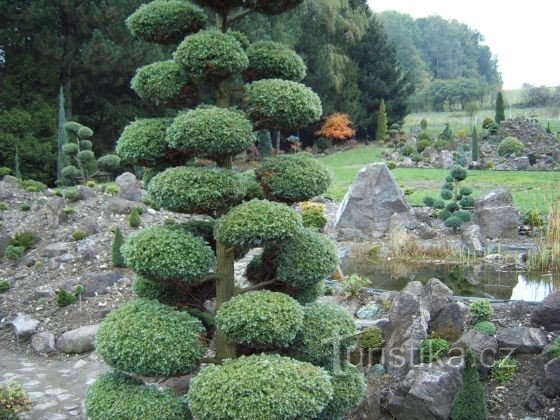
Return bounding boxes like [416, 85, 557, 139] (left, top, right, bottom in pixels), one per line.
[80, 140, 93, 150]
[64, 121, 82, 135]
[470, 299, 493, 322]
[446, 202, 459, 212]
[498, 136, 524, 157]
[72, 230, 87, 241]
[78, 126, 94, 139]
[456, 209, 472, 222]
[132, 275, 174, 303]
[96, 299, 206, 377]
[420, 338, 449, 363]
[292, 281, 325, 304]
[256, 153, 331, 203]
[444, 216, 462, 230]
[423, 196, 435, 207]
[216, 290, 304, 347]
[459, 196, 475, 208]
[116, 118, 171, 166]
[244, 79, 322, 130]
[417, 139, 431, 152]
[318, 363, 366, 420]
[215, 199, 303, 247]
[166, 107, 254, 161]
[359, 327, 384, 349]
[85, 372, 188, 420]
[290, 303, 357, 368]
[277, 228, 338, 288]
[77, 150, 95, 162]
[238, 170, 265, 201]
[62, 143, 79, 155]
[439, 209, 452, 221]
[473, 321, 496, 336]
[188, 354, 333, 420]
[97, 155, 121, 172]
[441, 182, 454, 191]
[433, 199, 445, 209]
[450, 165, 467, 181]
[451, 352, 488, 420]
[459, 186, 473, 196]
[121, 227, 215, 283]
[174, 30, 248, 81]
[126, 0, 206, 44]
[129, 208, 141, 228]
[245, 41, 306, 82]
[440, 189, 453, 200]
[56, 289, 77, 307]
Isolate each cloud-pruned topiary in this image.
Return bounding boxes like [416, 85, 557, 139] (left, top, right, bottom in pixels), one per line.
[245, 41, 306, 82]
[216, 290, 303, 347]
[126, 0, 207, 44]
[290, 303, 357, 367]
[187, 354, 333, 419]
[317, 362, 366, 420]
[85, 372, 188, 420]
[148, 166, 245, 216]
[498, 136, 524, 157]
[96, 299, 206, 377]
[293, 281, 325, 304]
[166, 107, 254, 161]
[115, 118, 172, 166]
[132, 275, 174, 303]
[215, 199, 303, 247]
[244, 79, 322, 130]
[174, 30, 248, 81]
[277, 228, 338, 288]
[121, 227, 215, 283]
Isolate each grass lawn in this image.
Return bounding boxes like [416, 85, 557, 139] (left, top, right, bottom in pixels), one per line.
[320, 145, 560, 214]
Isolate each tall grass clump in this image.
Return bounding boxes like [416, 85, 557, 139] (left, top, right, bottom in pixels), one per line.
[528, 201, 560, 271]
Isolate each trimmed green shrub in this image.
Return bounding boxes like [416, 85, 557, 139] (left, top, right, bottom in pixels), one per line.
[4, 245, 24, 262]
[459, 196, 475, 208]
[174, 30, 248, 81]
[359, 327, 384, 350]
[491, 357, 518, 384]
[166, 107, 254, 161]
[126, 0, 206, 44]
[80, 140, 93, 150]
[459, 186, 473, 196]
[77, 150, 95, 162]
[439, 210, 452, 221]
[473, 321, 496, 336]
[56, 289, 77, 307]
[470, 299, 493, 322]
[451, 351, 488, 420]
[215, 199, 303, 247]
[96, 155, 120, 173]
[547, 336, 560, 359]
[72, 230, 87, 241]
[290, 303, 357, 367]
[216, 290, 303, 347]
[10, 231, 39, 251]
[78, 126, 93, 138]
[112, 227, 125, 267]
[132, 275, 174, 303]
[21, 179, 46, 191]
[238, 170, 265, 200]
[96, 299, 206, 377]
[245, 41, 306, 82]
[420, 338, 449, 363]
[455, 210, 472, 222]
[442, 182, 454, 191]
[423, 196, 435, 207]
[0, 279, 10, 293]
[0, 203, 7, 211]
[63, 143, 79, 155]
[277, 229, 338, 288]
[128, 208, 141, 228]
[85, 372, 188, 420]
[433, 199, 445, 209]
[188, 354, 333, 420]
[444, 216, 462, 231]
[497, 137, 524, 157]
[482, 117, 494, 129]
[446, 202, 459, 212]
[440, 189, 453, 200]
[20, 203, 30, 211]
[115, 118, 172, 166]
[292, 281, 325, 304]
[386, 161, 397, 170]
[256, 153, 331, 204]
[318, 363, 366, 420]
[302, 207, 327, 231]
[121, 227, 215, 283]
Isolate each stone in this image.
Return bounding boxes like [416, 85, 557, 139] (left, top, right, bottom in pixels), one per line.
[525, 384, 545, 412]
[76, 239, 98, 262]
[450, 329, 498, 378]
[541, 358, 560, 397]
[346, 372, 381, 420]
[474, 189, 520, 240]
[34, 286, 55, 299]
[101, 197, 147, 215]
[356, 303, 381, 320]
[56, 324, 100, 354]
[31, 332, 57, 354]
[116, 172, 146, 202]
[45, 196, 67, 226]
[418, 224, 437, 240]
[387, 360, 463, 420]
[42, 242, 70, 258]
[382, 282, 430, 376]
[440, 150, 454, 169]
[423, 278, 453, 319]
[10, 313, 40, 341]
[76, 185, 96, 200]
[66, 272, 122, 297]
[2, 175, 20, 185]
[0, 235, 11, 257]
[335, 163, 411, 239]
[532, 290, 560, 331]
[496, 326, 548, 354]
[430, 301, 469, 342]
[389, 211, 417, 250]
[516, 156, 530, 170]
[461, 224, 484, 256]
[55, 253, 74, 263]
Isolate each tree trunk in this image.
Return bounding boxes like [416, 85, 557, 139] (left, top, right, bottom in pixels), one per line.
[215, 241, 236, 359]
[275, 130, 281, 153]
[216, 80, 231, 108]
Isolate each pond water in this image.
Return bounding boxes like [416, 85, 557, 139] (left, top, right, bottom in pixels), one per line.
[340, 258, 560, 302]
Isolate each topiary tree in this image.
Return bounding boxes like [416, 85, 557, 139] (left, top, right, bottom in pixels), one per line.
[497, 136, 524, 157]
[87, 2, 364, 419]
[495, 92, 505, 125]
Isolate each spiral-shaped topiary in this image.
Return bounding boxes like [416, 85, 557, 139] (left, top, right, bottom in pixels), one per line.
[216, 290, 303, 347]
[148, 166, 245, 216]
[85, 372, 188, 420]
[95, 299, 206, 377]
[166, 107, 254, 161]
[245, 41, 306, 82]
[174, 30, 248, 81]
[126, 0, 207, 44]
[187, 354, 333, 419]
[317, 363, 366, 420]
[256, 153, 331, 203]
[121, 227, 215, 283]
[115, 118, 172, 166]
[277, 228, 338, 288]
[244, 79, 322, 130]
[215, 199, 303, 247]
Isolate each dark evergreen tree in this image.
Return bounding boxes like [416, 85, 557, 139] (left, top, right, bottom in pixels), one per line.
[471, 126, 479, 162]
[495, 92, 506, 124]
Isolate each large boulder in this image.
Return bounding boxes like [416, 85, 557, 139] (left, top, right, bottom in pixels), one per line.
[450, 329, 498, 378]
[532, 290, 560, 331]
[429, 301, 469, 342]
[10, 313, 40, 341]
[440, 150, 454, 169]
[116, 172, 146, 202]
[44, 196, 67, 226]
[335, 163, 411, 240]
[423, 278, 453, 320]
[496, 326, 548, 354]
[31, 332, 57, 354]
[473, 189, 520, 240]
[541, 358, 560, 397]
[65, 272, 123, 297]
[461, 225, 484, 256]
[56, 324, 100, 354]
[101, 197, 147, 215]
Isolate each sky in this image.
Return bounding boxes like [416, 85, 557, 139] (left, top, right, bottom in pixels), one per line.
[367, 0, 560, 89]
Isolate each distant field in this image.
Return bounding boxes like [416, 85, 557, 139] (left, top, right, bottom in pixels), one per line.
[320, 145, 560, 214]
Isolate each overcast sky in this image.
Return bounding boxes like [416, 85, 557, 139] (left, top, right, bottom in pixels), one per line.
[368, 0, 559, 89]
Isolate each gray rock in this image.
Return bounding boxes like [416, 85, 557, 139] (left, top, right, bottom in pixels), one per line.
[474, 189, 520, 240]
[335, 163, 411, 239]
[10, 313, 40, 341]
[346, 372, 381, 420]
[31, 332, 57, 354]
[440, 150, 454, 169]
[423, 278, 453, 319]
[0, 235, 11, 256]
[516, 156, 530, 170]
[42, 242, 70, 258]
[356, 303, 381, 320]
[102, 197, 147, 215]
[461, 224, 484, 256]
[67, 271, 122, 297]
[76, 185, 96, 200]
[525, 384, 545, 412]
[44, 196, 67, 226]
[418, 225, 437, 240]
[2, 175, 20, 185]
[54, 253, 74, 263]
[496, 326, 548, 354]
[450, 329, 498, 378]
[56, 324, 100, 354]
[34, 286, 55, 299]
[387, 360, 463, 420]
[430, 301, 469, 342]
[532, 290, 560, 331]
[542, 358, 560, 397]
[76, 239, 98, 262]
[116, 172, 146, 202]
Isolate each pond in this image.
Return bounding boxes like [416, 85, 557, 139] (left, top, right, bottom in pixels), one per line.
[340, 257, 560, 302]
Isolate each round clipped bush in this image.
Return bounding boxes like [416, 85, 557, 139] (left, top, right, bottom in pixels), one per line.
[216, 290, 303, 347]
[244, 79, 322, 130]
[245, 41, 306, 82]
[149, 166, 245, 216]
[121, 227, 215, 283]
[446, 202, 460, 212]
[97, 154, 121, 172]
[498, 136, 524, 157]
[444, 216, 462, 230]
[473, 320, 496, 336]
[423, 196, 435, 207]
[85, 371, 188, 420]
[318, 363, 366, 420]
[96, 299, 206, 376]
[174, 30, 248, 81]
[440, 189, 453, 200]
[256, 153, 331, 203]
[62, 143, 79, 155]
[459, 196, 475, 208]
[64, 121, 82, 134]
[442, 182, 454, 191]
[80, 140, 93, 150]
[166, 107, 254, 160]
[277, 228, 338, 288]
[78, 127, 93, 139]
[215, 199, 303, 247]
[290, 303, 357, 367]
[188, 354, 333, 420]
[459, 186, 473, 196]
[450, 165, 467, 181]
[77, 150, 95, 162]
[433, 199, 445, 209]
[61, 165, 81, 179]
[126, 0, 207, 44]
[439, 209, 452, 221]
[456, 210, 472, 222]
[293, 281, 324, 304]
[131, 61, 197, 108]
[115, 118, 171, 166]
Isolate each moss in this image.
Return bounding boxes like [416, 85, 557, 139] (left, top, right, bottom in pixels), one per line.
[419, 338, 449, 363]
[473, 321, 496, 336]
[359, 327, 384, 350]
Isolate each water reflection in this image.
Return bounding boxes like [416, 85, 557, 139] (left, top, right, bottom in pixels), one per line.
[510, 273, 557, 302]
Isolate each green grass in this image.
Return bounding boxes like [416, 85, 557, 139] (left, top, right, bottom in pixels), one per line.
[321, 145, 560, 213]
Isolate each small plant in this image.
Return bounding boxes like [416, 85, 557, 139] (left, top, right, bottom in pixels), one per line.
[11, 231, 40, 251]
[20, 203, 30, 211]
[112, 227, 126, 267]
[547, 336, 560, 360]
[491, 357, 518, 384]
[386, 161, 397, 170]
[105, 185, 120, 196]
[359, 327, 384, 350]
[63, 206, 76, 215]
[473, 320, 496, 336]
[73, 284, 85, 312]
[523, 209, 544, 227]
[339, 273, 369, 299]
[129, 208, 141, 228]
[470, 299, 493, 322]
[4, 245, 24, 262]
[0, 167, 11, 177]
[72, 230, 88, 241]
[0, 279, 10, 293]
[56, 289, 78, 307]
[0, 380, 32, 414]
[301, 206, 327, 231]
[86, 180, 96, 188]
[451, 351, 488, 420]
[0, 203, 7, 211]
[419, 338, 449, 363]
[497, 136, 524, 157]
